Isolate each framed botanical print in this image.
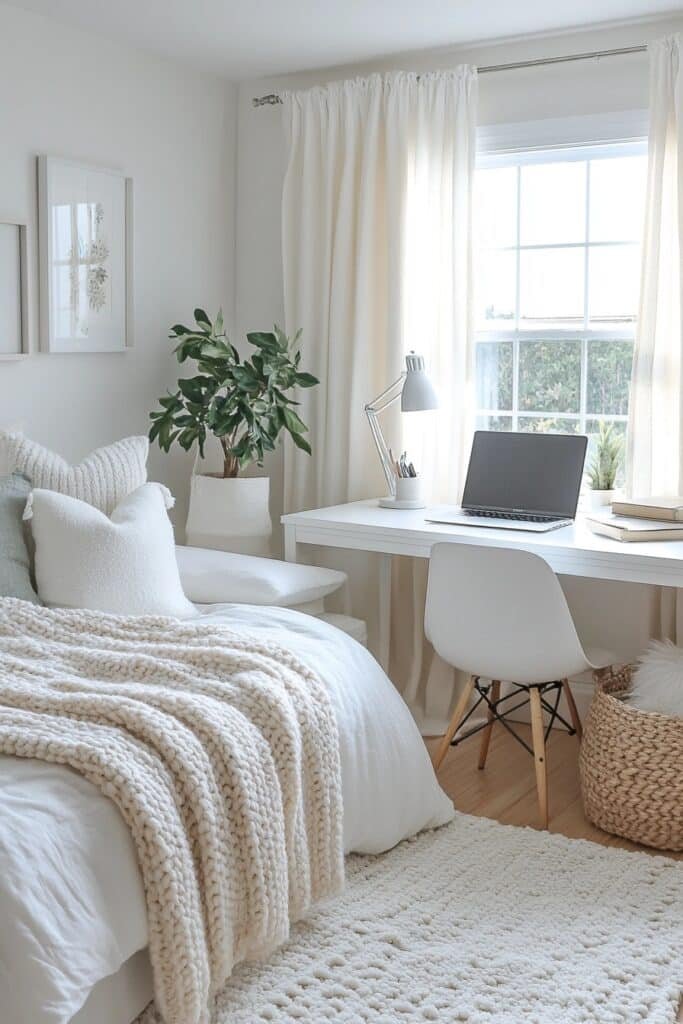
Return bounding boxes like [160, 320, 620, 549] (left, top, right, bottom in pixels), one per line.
[38, 156, 133, 352]
[0, 221, 29, 360]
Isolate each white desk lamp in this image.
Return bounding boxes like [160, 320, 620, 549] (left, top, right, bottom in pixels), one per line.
[365, 352, 438, 509]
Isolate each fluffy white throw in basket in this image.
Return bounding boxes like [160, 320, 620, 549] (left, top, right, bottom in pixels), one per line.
[631, 639, 683, 717]
[0, 598, 344, 1024]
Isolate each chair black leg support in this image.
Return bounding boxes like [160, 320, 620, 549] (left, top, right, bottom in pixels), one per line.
[450, 678, 577, 758]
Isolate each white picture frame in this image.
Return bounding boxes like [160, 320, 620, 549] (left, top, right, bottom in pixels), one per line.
[38, 156, 134, 353]
[0, 221, 30, 361]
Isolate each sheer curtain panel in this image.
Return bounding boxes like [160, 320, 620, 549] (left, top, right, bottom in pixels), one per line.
[281, 70, 477, 729]
[627, 35, 683, 639]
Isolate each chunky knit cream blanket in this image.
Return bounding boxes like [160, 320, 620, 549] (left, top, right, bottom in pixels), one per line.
[0, 598, 344, 1024]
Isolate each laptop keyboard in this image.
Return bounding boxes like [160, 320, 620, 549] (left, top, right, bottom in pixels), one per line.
[465, 509, 560, 523]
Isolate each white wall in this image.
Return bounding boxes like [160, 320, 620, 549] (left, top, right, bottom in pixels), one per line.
[235, 14, 683, 664]
[1, 3, 675, 667]
[0, 3, 237, 532]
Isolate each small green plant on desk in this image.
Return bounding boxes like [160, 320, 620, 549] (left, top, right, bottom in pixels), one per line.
[587, 421, 623, 493]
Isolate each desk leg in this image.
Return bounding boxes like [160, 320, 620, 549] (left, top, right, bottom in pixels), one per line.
[284, 524, 298, 563]
[378, 553, 392, 674]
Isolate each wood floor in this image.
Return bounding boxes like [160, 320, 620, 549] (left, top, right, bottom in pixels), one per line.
[426, 723, 683, 1022]
[427, 722, 682, 860]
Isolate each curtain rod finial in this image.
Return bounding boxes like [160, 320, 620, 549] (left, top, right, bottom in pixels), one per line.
[252, 93, 283, 107]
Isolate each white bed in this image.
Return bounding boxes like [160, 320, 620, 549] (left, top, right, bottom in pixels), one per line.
[0, 604, 454, 1024]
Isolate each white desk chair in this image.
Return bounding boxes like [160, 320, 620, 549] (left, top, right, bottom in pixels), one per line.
[425, 542, 614, 828]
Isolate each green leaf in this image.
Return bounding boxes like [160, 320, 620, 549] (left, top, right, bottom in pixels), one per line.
[196, 360, 225, 377]
[199, 343, 229, 360]
[178, 377, 206, 401]
[173, 335, 208, 363]
[273, 324, 289, 350]
[271, 385, 297, 406]
[247, 332, 278, 352]
[214, 308, 224, 336]
[290, 432, 312, 455]
[294, 371, 319, 388]
[194, 308, 211, 329]
[177, 429, 198, 452]
[282, 407, 308, 434]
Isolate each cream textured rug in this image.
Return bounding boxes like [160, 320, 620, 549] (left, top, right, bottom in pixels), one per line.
[139, 813, 683, 1024]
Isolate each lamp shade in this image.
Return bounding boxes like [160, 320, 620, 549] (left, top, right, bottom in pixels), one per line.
[400, 353, 438, 412]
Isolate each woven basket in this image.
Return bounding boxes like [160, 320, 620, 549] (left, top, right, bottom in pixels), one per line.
[579, 666, 683, 851]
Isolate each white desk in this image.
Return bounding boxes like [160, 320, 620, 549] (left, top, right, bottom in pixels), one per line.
[282, 499, 683, 670]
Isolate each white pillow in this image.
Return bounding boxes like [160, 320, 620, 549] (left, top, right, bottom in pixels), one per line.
[28, 483, 197, 619]
[630, 640, 683, 717]
[0, 432, 148, 514]
[176, 544, 346, 608]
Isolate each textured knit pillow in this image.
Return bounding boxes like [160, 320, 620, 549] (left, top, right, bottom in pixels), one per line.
[27, 483, 196, 618]
[0, 432, 148, 514]
[0, 473, 39, 603]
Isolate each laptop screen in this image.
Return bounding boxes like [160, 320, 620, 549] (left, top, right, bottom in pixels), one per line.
[461, 431, 588, 518]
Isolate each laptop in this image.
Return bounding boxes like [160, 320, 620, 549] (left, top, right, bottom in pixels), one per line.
[426, 430, 588, 533]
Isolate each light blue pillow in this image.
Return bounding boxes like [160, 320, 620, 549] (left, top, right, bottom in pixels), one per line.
[0, 472, 39, 603]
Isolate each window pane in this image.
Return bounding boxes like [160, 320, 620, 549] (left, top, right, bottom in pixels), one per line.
[476, 342, 513, 410]
[476, 249, 516, 330]
[585, 419, 627, 486]
[587, 340, 633, 416]
[476, 414, 512, 431]
[518, 416, 580, 434]
[520, 161, 586, 245]
[519, 339, 581, 413]
[519, 248, 584, 330]
[588, 245, 640, 328]
[475, 166, 517, 249]
[589, 155, 647, 243]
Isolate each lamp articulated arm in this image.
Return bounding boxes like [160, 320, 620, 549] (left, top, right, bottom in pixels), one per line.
[364, 373, 406, 496]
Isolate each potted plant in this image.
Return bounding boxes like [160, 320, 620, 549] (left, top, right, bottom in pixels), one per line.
[149, 308, 317, 554]
[586, 421, 623, 510]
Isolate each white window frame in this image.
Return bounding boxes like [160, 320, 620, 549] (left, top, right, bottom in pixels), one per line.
[474, 114, 648, 436]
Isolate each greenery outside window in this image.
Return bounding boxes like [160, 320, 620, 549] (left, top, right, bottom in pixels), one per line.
[474, 142, 647, 477]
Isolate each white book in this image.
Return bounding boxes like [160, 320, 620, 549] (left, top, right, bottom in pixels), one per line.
[586, 510, 683, 543]
[611, 496, 683, 521]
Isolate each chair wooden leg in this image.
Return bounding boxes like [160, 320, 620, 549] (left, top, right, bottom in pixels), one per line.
[433, 675, 476, 771]
[561, 678, 582, 740]
[529, 686, 549, 829]
[477, 679, 500, 770]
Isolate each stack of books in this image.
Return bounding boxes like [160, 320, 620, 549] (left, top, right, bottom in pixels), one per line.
[586, 497, 683, 542]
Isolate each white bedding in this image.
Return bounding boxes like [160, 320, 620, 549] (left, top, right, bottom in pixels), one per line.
[0, 604, 453, 1024]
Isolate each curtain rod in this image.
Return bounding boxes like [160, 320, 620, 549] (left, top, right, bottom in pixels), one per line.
[252, 43, 646, 106]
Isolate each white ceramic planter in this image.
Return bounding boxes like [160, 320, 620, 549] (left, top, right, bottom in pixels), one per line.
[585, 488, 615, 510]
[186, 474, 272, 556]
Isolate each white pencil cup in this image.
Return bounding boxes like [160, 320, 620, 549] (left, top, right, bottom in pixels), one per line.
[396, 477, 422, 503]
[380, 475, 425, 509]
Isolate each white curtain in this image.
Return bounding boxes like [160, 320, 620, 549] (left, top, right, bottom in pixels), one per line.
[627, 34, 683, 639]
[282, 70, 477, 728]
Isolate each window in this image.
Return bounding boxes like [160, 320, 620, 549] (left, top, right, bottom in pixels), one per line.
[474, 143, 647, 477]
